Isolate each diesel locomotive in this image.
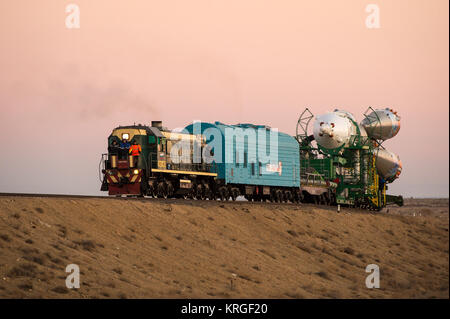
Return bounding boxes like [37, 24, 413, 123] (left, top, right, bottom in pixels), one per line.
[100, 108, 404, 210]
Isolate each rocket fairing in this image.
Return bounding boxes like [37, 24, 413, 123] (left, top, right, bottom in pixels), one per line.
[361, 108, 401, 141]
[374, 148, 402, 182]
[312, 110, 367, 150]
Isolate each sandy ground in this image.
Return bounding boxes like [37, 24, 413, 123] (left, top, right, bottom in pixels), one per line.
[0, 196, 448, 299]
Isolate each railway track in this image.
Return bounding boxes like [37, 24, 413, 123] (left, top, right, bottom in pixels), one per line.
[0, 192, 299, 205]
[0, 192, 111, 200]
[0, 192, 370, 213]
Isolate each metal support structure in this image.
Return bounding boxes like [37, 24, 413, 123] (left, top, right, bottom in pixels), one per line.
[296, 108, 314, 144]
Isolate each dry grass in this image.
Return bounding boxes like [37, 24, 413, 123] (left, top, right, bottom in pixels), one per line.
[0, 196, 448, 298]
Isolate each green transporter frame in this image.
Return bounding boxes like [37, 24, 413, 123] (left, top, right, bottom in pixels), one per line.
[296, 108, 403, 210]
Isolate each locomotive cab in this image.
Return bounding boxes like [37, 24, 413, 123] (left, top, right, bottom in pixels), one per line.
[100, 121, 218, 197]
[100, 124, 159, 196]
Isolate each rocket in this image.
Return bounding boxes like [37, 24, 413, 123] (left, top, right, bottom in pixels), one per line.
[312, 108, 402, 183]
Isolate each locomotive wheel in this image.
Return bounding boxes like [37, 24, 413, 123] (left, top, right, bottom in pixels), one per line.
[167, 181, 174, 198]
[195, 184, 201, 200]
[192, 184, 198, 200]
[157, 182, 167, 199]
[162, 185, 169, 199]
[207, 185, 216, 200]
[203, 184, 211, 200]
[197, 184, 205, 200]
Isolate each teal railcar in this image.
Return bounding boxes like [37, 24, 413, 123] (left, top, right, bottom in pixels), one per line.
[184, 121, 300, 201]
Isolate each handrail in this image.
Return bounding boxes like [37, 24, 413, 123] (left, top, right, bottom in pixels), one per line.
[98, 153, 107, 183]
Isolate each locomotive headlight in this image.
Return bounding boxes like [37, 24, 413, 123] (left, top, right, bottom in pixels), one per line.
[133, 169, 139, 175]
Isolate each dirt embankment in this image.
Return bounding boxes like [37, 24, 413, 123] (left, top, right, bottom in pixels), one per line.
[0, 196, 448, 298]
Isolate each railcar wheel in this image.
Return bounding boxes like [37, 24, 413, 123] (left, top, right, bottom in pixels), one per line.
[222, 188, 230, 201]
[286, 191, 293, 203]
[319, 194, 325, 205]
[274, 190, 281, 203]
[230, 188, 238, 201]
[313, 196, 318, 205]
[218, 187, 226, 201]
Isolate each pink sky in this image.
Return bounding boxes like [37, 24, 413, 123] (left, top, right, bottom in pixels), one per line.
[0, 0, 448, 197]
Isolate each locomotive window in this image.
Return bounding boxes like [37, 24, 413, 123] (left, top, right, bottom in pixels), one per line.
[259, 162, 262, 176]
[158, 138, 166, 152]
[251, 163, 255, 176]
[122, 133, 129, 140]
[244, 152, 248, 168]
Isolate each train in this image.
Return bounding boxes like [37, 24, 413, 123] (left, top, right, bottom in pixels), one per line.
[99, 108, 404, 210]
